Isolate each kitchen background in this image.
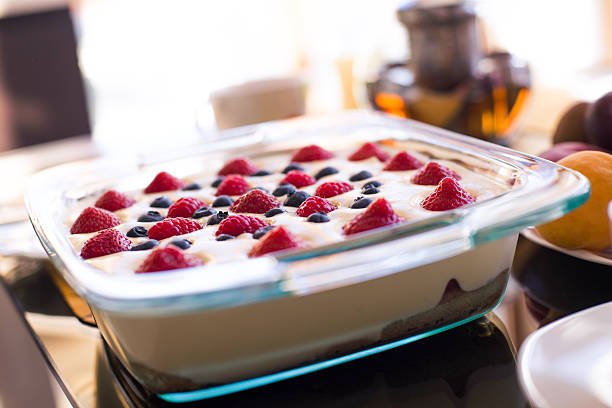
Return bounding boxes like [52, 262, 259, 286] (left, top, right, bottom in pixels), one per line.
[2, 0, 612, 151]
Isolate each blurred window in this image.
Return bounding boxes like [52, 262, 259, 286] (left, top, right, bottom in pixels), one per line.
[75, 0, 612, 146]
[0, 7, 90, 151]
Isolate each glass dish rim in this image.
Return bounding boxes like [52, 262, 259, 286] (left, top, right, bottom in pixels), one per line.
[25, 111, 590, 313]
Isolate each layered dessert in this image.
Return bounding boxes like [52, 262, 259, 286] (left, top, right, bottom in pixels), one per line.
[61, 139, 517, 393]
[66, 141, 508, 274]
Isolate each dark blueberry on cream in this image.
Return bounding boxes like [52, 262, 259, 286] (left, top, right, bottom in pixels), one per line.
[362, 180, 382, 189]
[183, 183, 202, 191]
[138, 211, 164, 222]
[314, 166, 339, 180]
[130, 240, 159, 251]
[212, 196, 234, 207]
[265, 208, 286, 218]
[282, 163, 304, 174]
[307, 212, 330, 223]
[193, 208, 216, 219]
[351, 197, 372, 209]
[150, 197, 172, 208]
[127, 226, 148, 238]
[349, 170, 373, 181]
[273, 184, 297, 197]
[216, 234, 235, 241]
[253, 225, 276, 239]
[284, 191, 310, 207]
[211, 177, 224, 188]
[170, 239, 191, 250]
[207, 211, 228, 225]
[362, 187, 380, 195]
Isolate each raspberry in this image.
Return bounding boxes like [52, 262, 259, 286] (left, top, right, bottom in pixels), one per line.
[296, 196, 336, 217]
[342, 198, 403, 235]
[94, 190, 136, 212]
[167, 197, 207, 218]
[217, 157, 258, 176]
[248, 226, 307, 257]
[215, 214, 268, 237]
[411, 162, 461, 185]
[70, 207, 122, 234]
[315, 181, 353, 198]
[348, 142, 390, 162]
[144, 171, 185, 194]
[147, 218, 203, 240]
[80, 228, 132, 259]
[215, 175, 251, 196]
[290, 144, 335, 162]
[230, 189, 280, 214]
[384, 151, 424, 171]
[136, 246, 204, 273]
[280, 170, 316, 188]
[421, 177, 475, 211]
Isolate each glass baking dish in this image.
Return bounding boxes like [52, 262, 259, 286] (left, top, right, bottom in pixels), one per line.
[26, 111, 588, 401]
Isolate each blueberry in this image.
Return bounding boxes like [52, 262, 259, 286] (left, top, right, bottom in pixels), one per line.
[183, 183, 202, 191]
[265, 208, 286, 218]
[216, 234, 235, 241]
[150, 197, 172, 208]
[126, 226, 148, 238]
[284, 190, 310, 207]
[211, 177, 224, 188]
[130, 240, 159, 251]
[272, 184, 297, 197]
[349, 170, 373, 182]
[251, 170, 271, 177]
[138, 211, 164, 222]
[207, 211, 228, 226]
[192, 207, 216, 219]
[362, 187, 380, 195]
[282, 163, 304, 174]
[314, 166, 339, 180]
[253, 225, 275, 239]
[351, 197, 372, 209]
[170, 239, 191, 250]
[307, 212, 330, 223]
[212, 195, 234, 207]
[362, 180, 382, 189]
[248, 186, 269, 193]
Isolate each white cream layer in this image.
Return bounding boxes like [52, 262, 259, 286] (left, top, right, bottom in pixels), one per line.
[67, 143, 509, 275]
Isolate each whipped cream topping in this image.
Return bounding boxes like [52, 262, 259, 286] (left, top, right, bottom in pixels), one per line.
[67, 142, 509, 275]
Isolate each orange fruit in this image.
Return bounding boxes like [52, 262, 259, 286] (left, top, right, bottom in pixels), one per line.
[536, 151, 612, 251]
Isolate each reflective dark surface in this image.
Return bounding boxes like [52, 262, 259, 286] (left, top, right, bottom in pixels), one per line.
[102, 315, 527, 408]
[2, 255, 529, 407]
[512, 235, 612, 325]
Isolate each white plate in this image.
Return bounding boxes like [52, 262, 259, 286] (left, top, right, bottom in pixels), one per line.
[518, 301, 612, 408]
[521, 228, 612, 266]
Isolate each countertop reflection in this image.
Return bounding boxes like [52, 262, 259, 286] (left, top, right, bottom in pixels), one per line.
[100, 314, 528, 408]
[3, 254, 529, 408]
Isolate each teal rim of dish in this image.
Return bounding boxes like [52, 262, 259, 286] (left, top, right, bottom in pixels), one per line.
[158, 304, 498, 403]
